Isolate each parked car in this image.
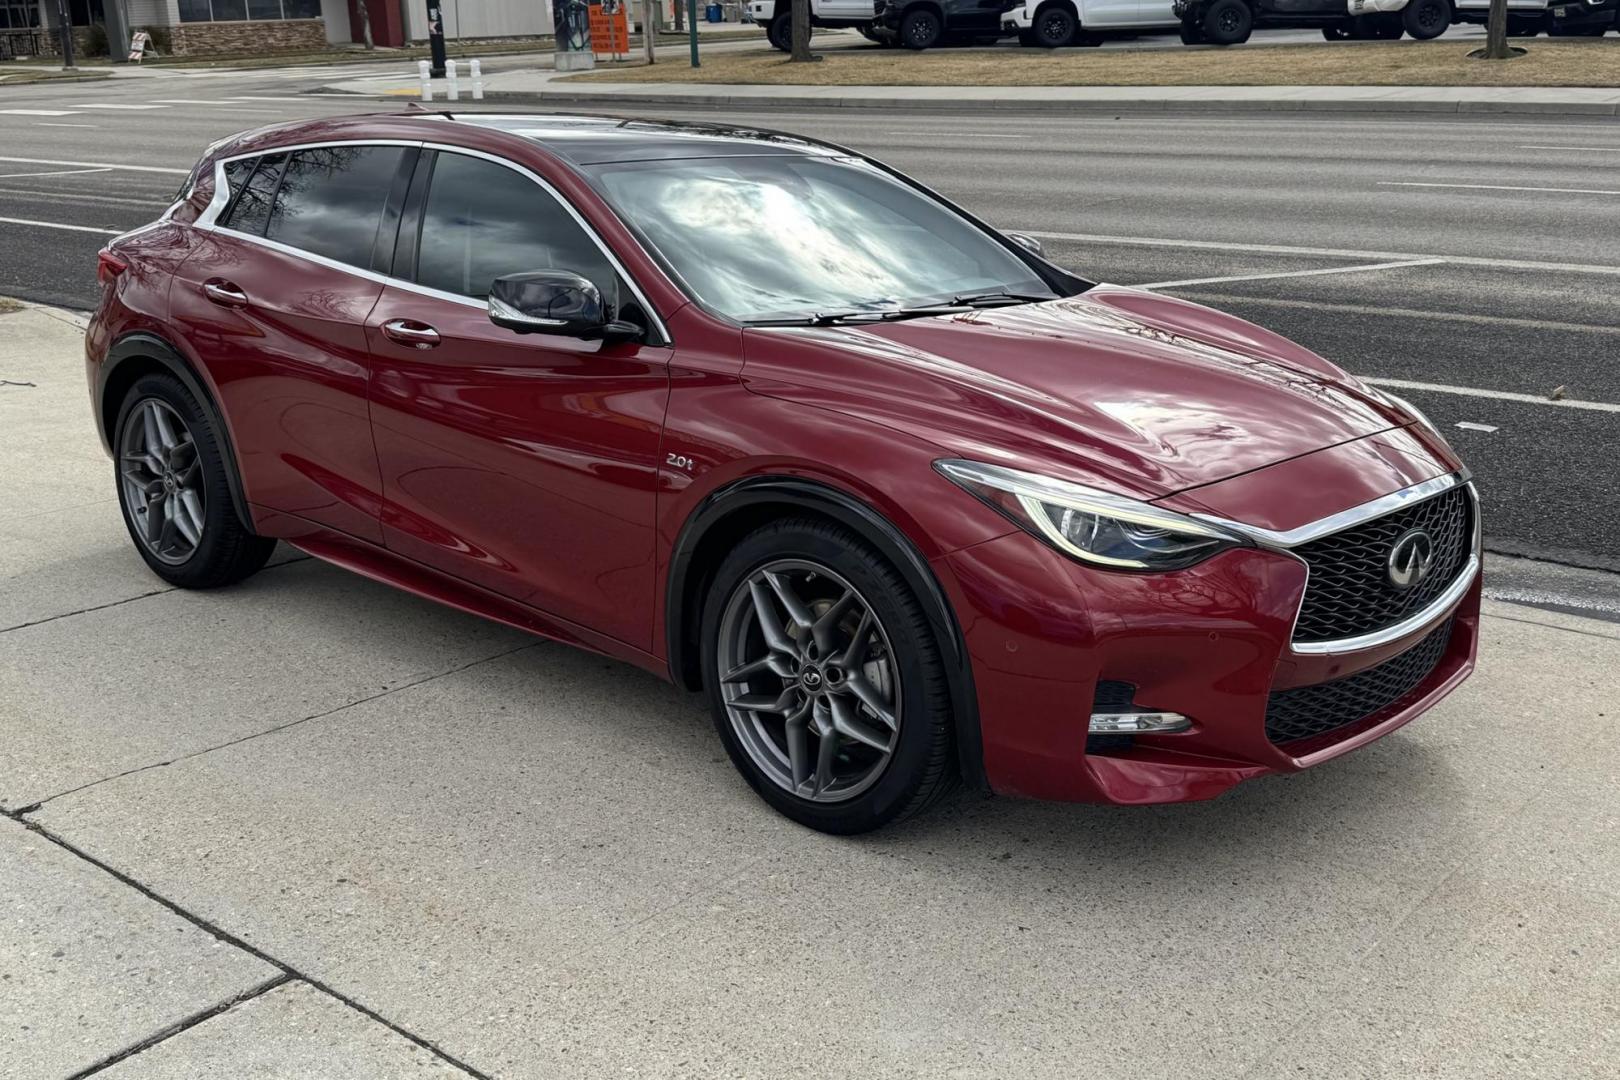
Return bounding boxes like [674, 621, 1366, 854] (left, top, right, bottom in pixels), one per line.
[1548, 0, 1617, 33]
[748, 0, 882, 50]
[1172, 0, 1451, 43]
[871, 0, 1023, 47]
[1002, 0, 1179, 47]
[88, 113, 1481, 833]
[1452, 0, 1551, 32]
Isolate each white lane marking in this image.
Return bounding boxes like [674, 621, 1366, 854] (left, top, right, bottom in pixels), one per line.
[1363, 378, 1620, 414]
[225, 95, 314, 102]
[1519, 145, 1620, 152]
[1379, 181, 1620, 196]
[1168, 291, 1620, 337]
[0, 109, 75, 116]
[68, 103, 170, 110]
[1455, 422, 1499, 433]
[35, 123, 99, 129]
[1141, 258, 1443, 290]
[884, 131, 1030, 138]
[1021, 230, 1620, 278]
[0, 155, 188, 176]
[149, 98, 241, 105]
[0, 215, 120, 235]
[0, 167, 113, 179]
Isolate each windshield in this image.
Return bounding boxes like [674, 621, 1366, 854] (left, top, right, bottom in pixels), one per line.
[584, 155, 1057, 323]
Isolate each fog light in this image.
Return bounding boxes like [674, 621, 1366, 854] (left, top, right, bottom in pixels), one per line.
[1088, 711, 1191, 734]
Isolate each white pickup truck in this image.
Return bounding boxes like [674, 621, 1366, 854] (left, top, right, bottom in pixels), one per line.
[1002, 0, 1178, 47]
[747, 0, 883, 50]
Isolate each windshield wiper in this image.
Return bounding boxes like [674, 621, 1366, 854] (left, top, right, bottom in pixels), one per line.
[747, 305, 971, 327]
[947, 291, 1055, 308]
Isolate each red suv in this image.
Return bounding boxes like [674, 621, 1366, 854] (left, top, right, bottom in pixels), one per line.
[86, 113, 1480, 833]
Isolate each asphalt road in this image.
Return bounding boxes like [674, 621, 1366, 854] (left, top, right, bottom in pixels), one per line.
[2, 63, 1618, 581]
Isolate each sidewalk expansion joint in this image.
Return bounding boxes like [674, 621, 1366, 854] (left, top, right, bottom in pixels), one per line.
[1, 806, 494, 1079]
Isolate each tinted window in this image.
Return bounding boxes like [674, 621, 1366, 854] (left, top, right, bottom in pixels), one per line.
[415, 152, 618, 305]
[264, 146, 405, 269]
[221, 153, 285, 237]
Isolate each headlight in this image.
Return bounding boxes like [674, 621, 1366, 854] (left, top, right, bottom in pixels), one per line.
[936, 459, 1247, 571]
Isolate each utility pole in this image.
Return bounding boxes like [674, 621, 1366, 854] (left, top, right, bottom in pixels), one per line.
[688, 0, 698, 66]
[643, 0, 656, 62]
[426, 0, 448, 77]
[54, 0, 76, 69]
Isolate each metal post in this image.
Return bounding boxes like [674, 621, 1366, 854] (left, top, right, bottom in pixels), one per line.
[54, 0, 76, 68]
[426, 0, 447, 77]
[687, 0, 698, 66]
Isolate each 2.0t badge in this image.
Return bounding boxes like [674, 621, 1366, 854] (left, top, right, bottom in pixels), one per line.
[1387, 528, 1437, 589]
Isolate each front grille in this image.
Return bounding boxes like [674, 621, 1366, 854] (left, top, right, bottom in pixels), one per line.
[1265, 618, 1454, 745]
[1292, 486, 1472, 644]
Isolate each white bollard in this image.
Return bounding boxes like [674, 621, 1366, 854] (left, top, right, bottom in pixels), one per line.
[470, 59, 483, 100]
[418, 59, 432, 101]
[446, 58, 460, 102]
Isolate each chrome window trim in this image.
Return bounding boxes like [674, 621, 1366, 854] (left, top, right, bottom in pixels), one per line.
[1193, 473, 1479, 656]
[193, 138, 671, 346]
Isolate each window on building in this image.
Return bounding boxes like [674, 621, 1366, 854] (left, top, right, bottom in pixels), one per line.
[414, 153, 620, 305]
[0, 0, 42, 30]
[263, 146, 406, 269]
[178, 0, 322, 20]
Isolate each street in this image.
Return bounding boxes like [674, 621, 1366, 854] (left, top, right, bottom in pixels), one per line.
[2, 63, 1618, 582]
[3, 53, 1619, 1080]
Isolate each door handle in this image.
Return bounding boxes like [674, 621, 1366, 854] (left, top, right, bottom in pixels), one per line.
[203, 280, 248, 308]
[382, 319, 441, 349]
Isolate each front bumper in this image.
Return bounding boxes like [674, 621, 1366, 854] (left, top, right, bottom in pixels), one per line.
[936, 449, 1481, 805]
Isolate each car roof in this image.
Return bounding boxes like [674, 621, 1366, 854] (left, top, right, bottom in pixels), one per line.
[438, 113, 845, 165]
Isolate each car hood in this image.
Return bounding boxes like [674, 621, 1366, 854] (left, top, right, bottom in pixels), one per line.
[741, 285, 1407, 499]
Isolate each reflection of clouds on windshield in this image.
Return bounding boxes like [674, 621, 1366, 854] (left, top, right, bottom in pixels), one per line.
[602, 161, 1038, 321]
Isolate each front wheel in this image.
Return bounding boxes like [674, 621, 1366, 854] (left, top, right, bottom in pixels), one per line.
[899, 7, 943, 48]
[1033, 3, 1077, 46]
[113, 373, 275, 589]
[1402, 0, 1450, 38]
[766, 11, 794, 51]
[1201, 0, 1252, 44]
[702, 519, 957, 833]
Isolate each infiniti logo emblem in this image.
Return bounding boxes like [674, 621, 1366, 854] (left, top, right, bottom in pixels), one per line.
[1387, 528, 1437, 589]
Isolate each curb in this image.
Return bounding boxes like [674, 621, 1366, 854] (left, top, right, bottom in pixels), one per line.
[438, 87, 1620, 117]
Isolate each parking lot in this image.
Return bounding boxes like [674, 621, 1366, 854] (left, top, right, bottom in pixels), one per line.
[2, 62, 1619, 1078]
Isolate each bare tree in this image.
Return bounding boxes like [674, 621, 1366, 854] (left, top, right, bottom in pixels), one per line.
[355, 0, 375, 49]
[789, 0, 817, 61]
[1482, 0, 1510, 58]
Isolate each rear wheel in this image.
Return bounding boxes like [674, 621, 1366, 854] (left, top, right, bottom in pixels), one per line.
[767, 11, 794, 51]
[702, 519, 957, 834]
[1033, 2, 1077, 46]
[1201, 0, 1251, 44]
[899, 6, 943, 48]
[113, 373, 275, 589]
[1402, 0, 1450, 38]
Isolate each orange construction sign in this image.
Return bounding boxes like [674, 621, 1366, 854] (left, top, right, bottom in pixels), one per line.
[588, 1, 630, 57]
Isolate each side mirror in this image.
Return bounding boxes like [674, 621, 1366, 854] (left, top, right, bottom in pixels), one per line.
[1006, 232, 1044, 257]
[488, 270, 642, 343]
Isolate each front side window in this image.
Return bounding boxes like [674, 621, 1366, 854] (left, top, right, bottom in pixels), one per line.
[262, 146, 406, 269]
[414, 152, 620, 307]
[585, 155, 1053, 323]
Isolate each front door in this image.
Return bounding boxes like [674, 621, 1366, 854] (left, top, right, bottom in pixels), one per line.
[365, 149, 672, 651]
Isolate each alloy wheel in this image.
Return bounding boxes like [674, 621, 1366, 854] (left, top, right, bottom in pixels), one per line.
[120, 397, 206, 565]
[716, 559, 901, 802]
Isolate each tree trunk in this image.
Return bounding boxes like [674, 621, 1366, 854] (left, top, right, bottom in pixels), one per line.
[356, 0, 375, 49]
[789, 0, 816, 61]
[1483, 0, 1510, 57]
[644, 0, 656, 62]
[673, 0, 684, 31]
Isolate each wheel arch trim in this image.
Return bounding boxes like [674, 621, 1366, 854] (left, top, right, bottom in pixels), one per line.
[100, 331, 254, 530]
[665, 475, 987, 790]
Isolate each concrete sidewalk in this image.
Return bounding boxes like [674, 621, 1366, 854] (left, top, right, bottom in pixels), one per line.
[2, 301, 1618, 1078]
[328, 65, 1620, 116]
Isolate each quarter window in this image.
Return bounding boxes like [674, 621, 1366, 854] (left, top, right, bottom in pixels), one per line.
[220, 153, 285, 237]
[414, 152, 619, 307]
[262, 146, 407, 270]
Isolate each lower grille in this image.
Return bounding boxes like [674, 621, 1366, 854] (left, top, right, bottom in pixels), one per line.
[1265, 618, 1454, 745]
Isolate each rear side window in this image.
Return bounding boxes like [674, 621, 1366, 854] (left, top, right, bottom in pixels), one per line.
[221, 153, 285, 237]
[414, 152, 618, 304]
[263, 146, 407, 270]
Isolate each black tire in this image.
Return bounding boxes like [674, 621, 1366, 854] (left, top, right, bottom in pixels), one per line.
[1402, 0, 1450, 38]
[899, 6, 943, 49]
[701, 517, 957, 834]
[1201, 0, 1251, 44]
[112, 372, 275, 589]
[766, 11, 794, 51]
[1179, 18, 1206, 42]
[1032, 2, 1077, 46]
[1322, 23, 1350, 39]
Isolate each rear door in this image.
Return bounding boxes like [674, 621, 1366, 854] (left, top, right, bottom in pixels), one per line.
[364, 149, 673, 650]
[171, 143, 417, 543]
